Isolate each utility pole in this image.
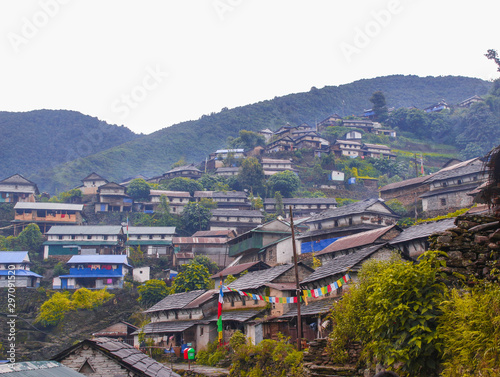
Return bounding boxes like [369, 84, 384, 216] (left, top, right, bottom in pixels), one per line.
[289, 206, 302, 351]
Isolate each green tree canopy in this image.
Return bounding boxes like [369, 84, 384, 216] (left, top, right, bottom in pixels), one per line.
[238, 157, 265, 195]
[369, 90, 388, 122]
[181, 201, 212, 235]
[170, 262, 211, 293]
[267, 170, 301, 198]
[127, 178, 151, 201]
[193, 255, 219, 275]
[17, 223, 44, 256]
[228, 130, 266, 151]
[137, 279, 169, 307]
[163, 177, 203, 195]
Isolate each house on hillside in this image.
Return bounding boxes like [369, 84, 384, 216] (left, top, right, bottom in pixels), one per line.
[214, 166, 239, 177]
[143, 189, 191, 214]
[457, 95, 484, 108]
[125, 226, 176, 257]
[258, 128, 274, 142]
[209, 149, 245, 160]
[210, 209, 264, 235]
[79, 173, 108, 195]
[424, 100, 451, 113]
[264, 197, 337, 218]
[12, 202, 84, 235]
[137, 290, 218, 351]
[420, 158, 487, 216]
[293, 133, 327, 150]
[317, 114, 342, 131]
[172, 236, 230, 267]
[0, 174, 39, 203]
[52, 337, 180, 377]
[314, 225, 401, 262]
[362, 143, 396, 159]
[342, 119, 377, 132]
[92, 321, 138, 346]
[95, 182, 133, 212]
[192, 229, 237, 239]
[194, 191, 251, 210]
[43, 225, 124, 259]
[210, 260, 270, 286]
[52, 254, 131, 289]
[0, 251, 41, 288]
[331, 140, 362, 158]
[261, 158, 296, 177]
[226, 218, 306, 265]
[379, 175, 433, 206]
[374, 129, 397, 137]
[160, 165, 203, 181]
[389, 218, 456, 258]
[345, 130, 363, 140]
[265, 136, 295, 153]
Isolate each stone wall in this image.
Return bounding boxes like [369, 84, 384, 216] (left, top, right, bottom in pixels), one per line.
[59, 346, 133, 376]
[429, 213, 500, 286]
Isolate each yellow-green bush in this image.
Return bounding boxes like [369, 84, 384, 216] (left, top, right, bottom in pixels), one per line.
[72, 288, 114, 310]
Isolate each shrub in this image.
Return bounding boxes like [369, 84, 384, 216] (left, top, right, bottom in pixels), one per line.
[72, 288, 114, 310]
[35, 291, 73, 327]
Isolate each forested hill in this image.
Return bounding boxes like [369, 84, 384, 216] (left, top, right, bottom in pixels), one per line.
[27, 75, 491, 193]
[0, 109, 141, 180]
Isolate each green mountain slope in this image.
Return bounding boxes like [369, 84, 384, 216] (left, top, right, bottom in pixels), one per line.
[31, 75, 491, 193]
[0, 109, 141, 180]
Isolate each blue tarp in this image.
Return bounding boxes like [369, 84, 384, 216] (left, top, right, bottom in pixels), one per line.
[301, 237, 343, 254]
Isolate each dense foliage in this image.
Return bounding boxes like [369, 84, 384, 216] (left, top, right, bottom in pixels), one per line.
[267, 170, 301, 197]
[327, 251, 447, 377]
[169, 262, 211, 293]
[0, 223, 44, 258]
[127, 178, 151, 201]
[137, 279, 169, 307]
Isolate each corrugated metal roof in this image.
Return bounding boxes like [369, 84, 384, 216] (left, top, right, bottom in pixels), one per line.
[192, 230, 235, 238]
[211, 209, 264, 217]
[301, 244, 387, 284]
[0, 270, 42, 278]
[0, 251, 29, 264]
[14, 203, 83, 211]
[172, 237, 228, 244]
[226, 264, 295, 291]
[279, 298, 335, 318]
[43, 241, 119, 246]
[127, 227, 176, 235]
[306, 198, 397, 223]
[389, 218, 456, 244]
[0, 361, 85, 376]
[297, 224, 382, 240]
[136, 321, 199, 335]
[264, 198, 337, 205]
[46, 226, 122, 235]
[316, 225, 397, 256]
[145, 290, 207, 313]
[205, 309, 265, 322]
[67, 255, 130, 265]
[149, 190, 191, 197]
[165, 165, 201, 173]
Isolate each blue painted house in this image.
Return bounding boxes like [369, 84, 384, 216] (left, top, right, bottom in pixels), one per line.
[53, 255, 131, 290]
[0, 251, 42, 288]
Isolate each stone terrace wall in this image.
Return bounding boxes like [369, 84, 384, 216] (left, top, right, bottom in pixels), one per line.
[429, 213, 500, 286]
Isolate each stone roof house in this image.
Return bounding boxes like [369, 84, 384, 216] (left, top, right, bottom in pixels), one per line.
[0, 174, 39, 203]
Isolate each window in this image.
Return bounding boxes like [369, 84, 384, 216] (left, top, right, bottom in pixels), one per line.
[334, 220, 339, 227]
[200, 327, 204, 336]
[441, 198, 446, 206]
[87, 235, 92, 240]
[442, 182, 448, 187]
[175, 312, 178, 319]
[231, 300, 235, 307]
[254, 299, 259, 305]
[457, 179, 462, 185]
[242, 297, 246, 306]
[348, 218, 353, 225]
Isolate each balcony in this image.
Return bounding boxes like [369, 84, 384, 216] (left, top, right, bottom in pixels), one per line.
[228, 233, 264, 257]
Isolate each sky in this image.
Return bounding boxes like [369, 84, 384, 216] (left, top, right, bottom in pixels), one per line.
[1, 0, 499, 135]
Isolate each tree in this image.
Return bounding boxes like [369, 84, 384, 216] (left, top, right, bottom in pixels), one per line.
[193, 255, 218, 275]
[17, 223, 43, 257]
[163, 177, 203, 195]
[369, 91, 388, 122]
[267, 170, 301, 198]
[229, 130, 266, 151]
[170, 262, 210, 293]
[181, 201, 212, 235]
[274, 191, 285, 217]
[485, 49, 500, 71]
[137, 279, 169, 307]
[238, 157, 265, 195]
[127, 178, 151, 201]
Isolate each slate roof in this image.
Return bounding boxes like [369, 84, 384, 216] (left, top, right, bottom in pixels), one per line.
[194, 191, 247, 198]
[279, 298, 335, 318]
[424, 158, 484, 183]
[215, 167, 240, 173]
[0, 174, 37, 186]
[389, 218, 456, 244]
[306, 198, 398, 223]
[379, 174, 432, 192]
[145, 290, 207, 313]
[46, 225, 122, 235]
[0, 251, 29, 264]
[98, 182, 126, 190]
[127, 226, 176, 235]
[301, 244, 387, 284]
[192, 230, 235, 238]
[210, 261, 271, 279]
[165, 165, 202, 174]
[82, 172, 107, 181]
[316, 225, 397, 256]
[363, 143, 391, 150]
[211, 209, 264, 218]
[52, 338, 180, 377]
[14, 202, 84, 211]
[173, 237, 227, 244]
[134, 321, 200, 335]
[0, 361, 86, 376]
[261, 158, 293, 164]
[226, 264, 295, 291]
[67, 255, 130, 266]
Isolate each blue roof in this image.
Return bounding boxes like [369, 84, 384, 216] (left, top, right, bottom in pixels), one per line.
[67, 255, 131, 266]
[0, 251, 29, 264]
[0, 270, 42, 278]
[58, 274, 123, 278]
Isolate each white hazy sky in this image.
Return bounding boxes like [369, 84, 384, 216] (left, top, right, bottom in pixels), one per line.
[1, 0, 499, 135]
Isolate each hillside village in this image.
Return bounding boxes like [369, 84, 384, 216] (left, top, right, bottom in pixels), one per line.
[0, 92, 499, 376]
